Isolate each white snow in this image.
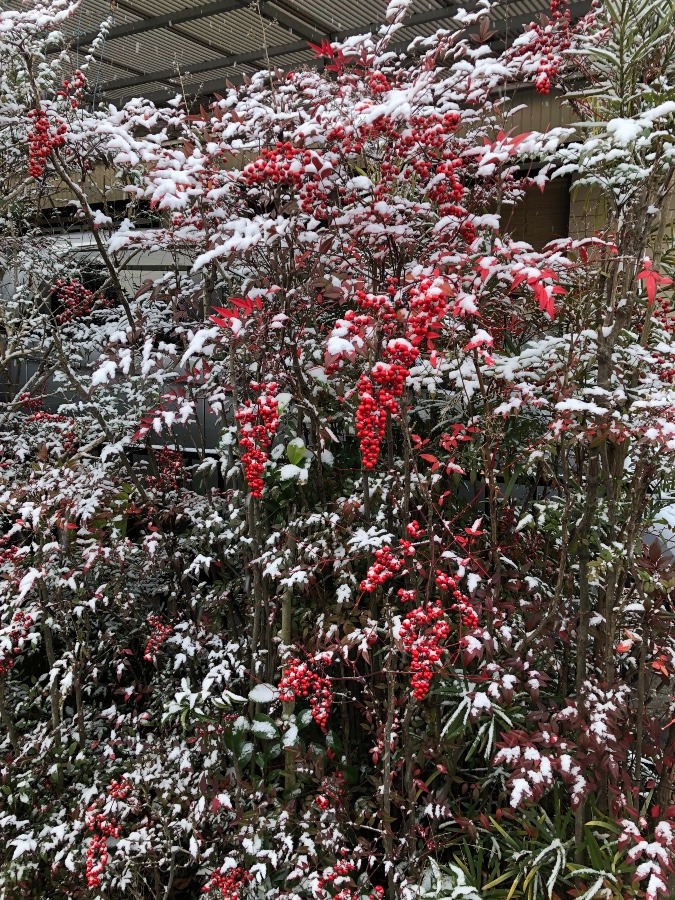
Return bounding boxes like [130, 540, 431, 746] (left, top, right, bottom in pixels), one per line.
[248, 683, 278, 704]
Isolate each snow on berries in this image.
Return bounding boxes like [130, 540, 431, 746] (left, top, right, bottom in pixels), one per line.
[0, 610, 33, 677]
[85, 808, 121, 889]
[56, 68, 86, 104]
[436, 570, 479, 629]
[204, 865, 251, 900]
[51, 278, 95, 324]
[143, 615, 174, 662]
[505, 0, 572, 94]
[235, 382, 279, 497]
[400, 600, 450, 701]
[27, 107, 66, 178]
[316, 858, 357, 897]
[3, 0, 675, 897]
[278, 657, 333, 732]
[360, 539, 414, 592]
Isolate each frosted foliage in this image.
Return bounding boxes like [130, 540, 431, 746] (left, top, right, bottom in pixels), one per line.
[2, 0, 675, 898]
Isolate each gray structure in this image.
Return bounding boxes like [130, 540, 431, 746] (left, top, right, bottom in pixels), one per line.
[2, 0, 589, 106]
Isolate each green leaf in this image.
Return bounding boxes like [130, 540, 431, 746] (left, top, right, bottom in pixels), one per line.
[251, 715, 279, 740]
[326, 730, 342, 752]
[297, 708, 314, 728]
[286, 438, 306, 466]
[584, 819, 621, 835]
[238, 741, 254, 765]
[483, 870, 518, 891]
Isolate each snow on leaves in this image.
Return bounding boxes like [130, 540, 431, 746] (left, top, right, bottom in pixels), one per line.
[2, 0, 675, 898]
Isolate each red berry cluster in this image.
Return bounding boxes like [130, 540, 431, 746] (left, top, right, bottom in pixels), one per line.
[85, 809, 121, 889]
[397, 113, 461, 155]
[325, 123, 362, 156]
[360, 540, 414, 593]
[278, 658, 332, 732]
[400, 601, 450, 700]
[0, 535, 21, 569]
[300, 108, 469, 231]
[241, 142, 304, 189]
[355, 357, 410, 470]
[298, 156, 334, 221]
[652, 352, 675, 384]
[327, 891, 379, 900]
[354, 289, 396, 327]
[241, 140, 340, 221]
[51, 278, 95, 324]
[56, 69, 86, 106]
[315, 794, 330, 810]
[406, 519, 424, 539]
[313, 772, 346, 815]
[407, 278, 449, 350]
[17, 390, 44, 412]
[27, 108, 66, 178]
[356, 112, 467, 221]
[204, 866, 251, 899]
[143, 615, 174, 662]
[425, 156, 464, 210]
[509, 0, 571, 94]
[235, 383, 279, 497]
[386, 337, 420, 369]
[372, 361, 409, 411]
[652, 295, 675, 369]
[316, 859, 355, 894]
[0, 611, 33, 677]
[147, 447, 185, 493]
[108, 778, 130, 801]
[436, 570, 478, 628]
[369, 71, 391, 94]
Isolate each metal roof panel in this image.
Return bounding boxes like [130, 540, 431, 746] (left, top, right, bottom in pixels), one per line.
[1, 0, 563, 104]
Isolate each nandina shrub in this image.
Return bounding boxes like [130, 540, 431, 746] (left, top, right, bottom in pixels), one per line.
[2, 0, 675, 898]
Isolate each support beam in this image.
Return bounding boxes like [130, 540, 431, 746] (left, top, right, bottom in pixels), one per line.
[269, 1, 334, 37]
[101, 4, 470, 96]
[258, 6, 320, 42]
[111, 0, 244, 59]
[75, 0, 323, 49]
[134, 0, 591, 108]
[75, 0, 251, 46]
[102, 38, 308, 94]
[86, 54, 172, 86]
[140, 61, 299, 107]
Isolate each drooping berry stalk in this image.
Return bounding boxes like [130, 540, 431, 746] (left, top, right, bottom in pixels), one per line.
[235, 382, 279, 497]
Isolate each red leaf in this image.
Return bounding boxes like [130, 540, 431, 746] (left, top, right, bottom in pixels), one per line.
[508, 131, 533, 149]
[652, 660, 670, 677]
[308, 39, 335, 59]
[510, 271, 527, 292]
[419, 453, 440, 471]
[637, 259, 673, 305]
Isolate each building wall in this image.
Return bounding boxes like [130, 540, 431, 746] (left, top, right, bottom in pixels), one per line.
[38, 85, 675, 280]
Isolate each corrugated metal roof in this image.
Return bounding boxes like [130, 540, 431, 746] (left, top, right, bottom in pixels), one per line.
[1, 0, 563, 104]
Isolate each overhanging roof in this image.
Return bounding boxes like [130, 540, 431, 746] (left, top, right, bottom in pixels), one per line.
[1, 0, 585, 106]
